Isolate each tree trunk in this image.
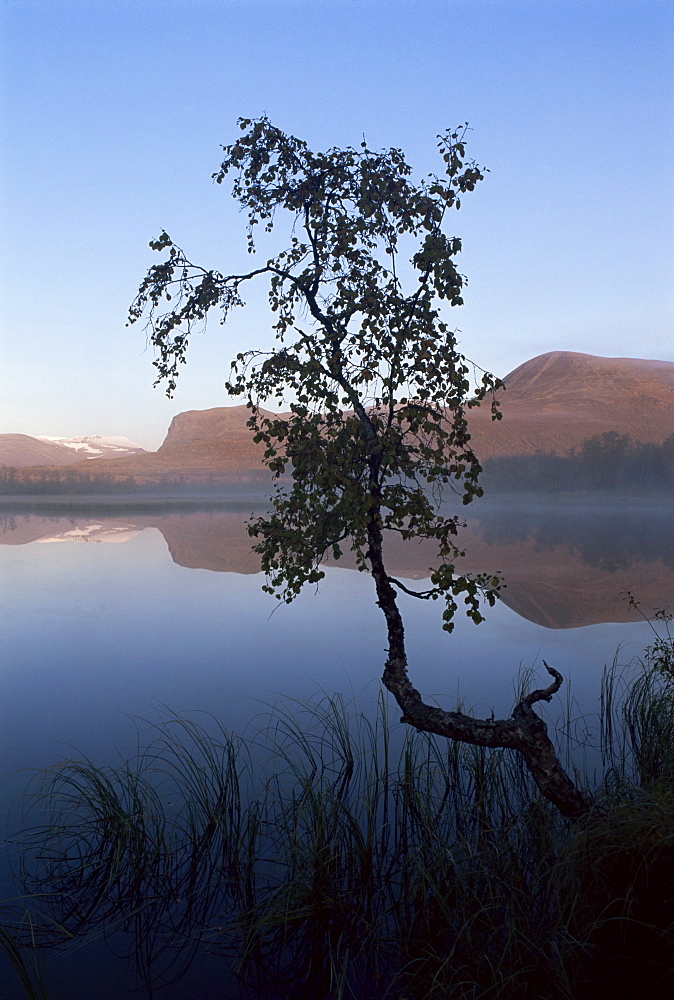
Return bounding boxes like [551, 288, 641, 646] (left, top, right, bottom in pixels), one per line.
[366, 518, 592, 820]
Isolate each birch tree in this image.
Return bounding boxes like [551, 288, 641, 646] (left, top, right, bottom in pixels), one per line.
[130, 117, 590, 818]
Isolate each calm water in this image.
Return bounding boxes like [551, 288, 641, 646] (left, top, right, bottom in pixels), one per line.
[1, 497, 672, 997]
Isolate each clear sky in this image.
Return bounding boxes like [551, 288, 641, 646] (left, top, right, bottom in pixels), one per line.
[1, 0, 672, 450]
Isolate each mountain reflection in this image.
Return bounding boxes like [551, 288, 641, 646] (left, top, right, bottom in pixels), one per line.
[1, 501, 672, 630]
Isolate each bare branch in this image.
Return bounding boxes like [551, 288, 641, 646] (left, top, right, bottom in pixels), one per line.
[386, 576, 436, 600]
[519, 661, 564, 709]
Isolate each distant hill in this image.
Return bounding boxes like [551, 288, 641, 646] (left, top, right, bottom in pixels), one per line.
[0, 434, 147, 468]
[40, 406, 278, 487]
[467, 351, 674, 460]
[36, 434, 147, 459]
[2, 352, 672, 492]
[156, 406, 278, 474]
[0, 434, 84, 468]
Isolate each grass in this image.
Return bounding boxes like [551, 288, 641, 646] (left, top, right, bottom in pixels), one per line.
[3, 624, 674, 999]
[0, 906, 50, 1000]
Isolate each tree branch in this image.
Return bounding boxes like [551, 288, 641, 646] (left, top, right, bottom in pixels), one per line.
[387, 576, 436, 600]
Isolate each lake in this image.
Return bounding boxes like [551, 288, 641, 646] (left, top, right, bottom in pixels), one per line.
[1, 496, 672, 997]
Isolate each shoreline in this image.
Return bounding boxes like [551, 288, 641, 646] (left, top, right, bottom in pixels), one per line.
[0, 489, 671, 514]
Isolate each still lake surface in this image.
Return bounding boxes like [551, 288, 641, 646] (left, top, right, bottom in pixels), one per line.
[1, 496, 673, 997]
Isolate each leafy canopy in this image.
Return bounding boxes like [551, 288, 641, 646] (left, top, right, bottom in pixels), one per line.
[129, 117, 503, 628]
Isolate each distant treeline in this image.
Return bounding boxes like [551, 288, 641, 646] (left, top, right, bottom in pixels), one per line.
[0, 466, 141, 495]
[0, 467, 270, 495]
[482, 432, 674, 493]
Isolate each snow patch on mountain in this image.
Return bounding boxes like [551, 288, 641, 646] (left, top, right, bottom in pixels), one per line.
[36, 435, 146, 458]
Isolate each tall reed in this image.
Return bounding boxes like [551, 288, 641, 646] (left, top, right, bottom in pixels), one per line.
[3, 630, 674, 999]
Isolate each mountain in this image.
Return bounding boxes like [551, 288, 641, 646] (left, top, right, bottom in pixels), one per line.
[2, 352, 673, 490]
[36, 435, 147, 459]
[155, 406, 277, 474]
[109, 352, 674, 481]
[36, 406, 276, 486]
[141, 352, 674, 474]
[0, 434, 146, 468]
[0, 434, 85, 468]
[466, 351, 674, 460]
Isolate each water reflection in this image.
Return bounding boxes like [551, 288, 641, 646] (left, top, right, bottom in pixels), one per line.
[457, 501, 674, 628]
[2, 499, 673, 997]
[475, 503, 674, 572]
[2, 500, 672, 629]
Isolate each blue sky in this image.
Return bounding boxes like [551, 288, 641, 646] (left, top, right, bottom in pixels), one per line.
[1, 0, 672, 449]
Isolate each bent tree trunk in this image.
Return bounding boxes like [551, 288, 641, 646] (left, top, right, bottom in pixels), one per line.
[367, 521, 592, 821]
